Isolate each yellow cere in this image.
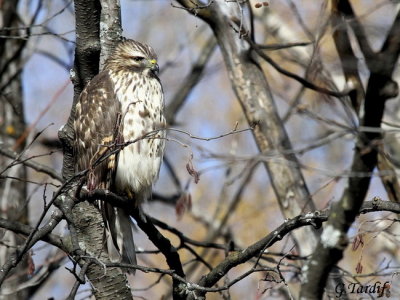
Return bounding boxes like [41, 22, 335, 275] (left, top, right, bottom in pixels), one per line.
[149, 59, 157, 64]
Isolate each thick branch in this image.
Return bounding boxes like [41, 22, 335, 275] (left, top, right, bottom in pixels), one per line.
[335, 0, 374, 65]
[331, 0, 365, 113]
[173, 0, 214, 21]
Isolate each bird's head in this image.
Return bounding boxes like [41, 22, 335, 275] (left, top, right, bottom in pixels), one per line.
[104, 39, 159, 76]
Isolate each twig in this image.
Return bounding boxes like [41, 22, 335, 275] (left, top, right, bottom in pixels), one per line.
[0, 217, 67, 251]
[256, 41, 313, 50]
[65, 262, 89, 300]
[0, 146, 63, 181]
[246, 37, 350, 98]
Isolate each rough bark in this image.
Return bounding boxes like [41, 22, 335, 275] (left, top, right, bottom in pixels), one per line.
[99, 0, 122, 67]
[0, 1, 29, 299]
[71, 202, 132, 300]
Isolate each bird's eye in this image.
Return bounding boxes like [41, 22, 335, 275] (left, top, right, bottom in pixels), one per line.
[133, 56, 145, 62]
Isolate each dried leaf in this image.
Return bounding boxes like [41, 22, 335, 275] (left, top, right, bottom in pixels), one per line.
[28, 251, 35, 275]
[385, 284, 391, 298]
[186, 156, 200, 184]
[352, 234, 364, 251]
[355, 262, 363, 274]
[175, 193, 192, 220]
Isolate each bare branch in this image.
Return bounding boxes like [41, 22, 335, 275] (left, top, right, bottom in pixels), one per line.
[246, 37, 350, 99]
[0, 146, 63, 182]
[331, 0, 365, 113]
[0, 208, 64, 285]
[0, 217, 67, 252]
[256, 41, 313, 50]
[172, 0, 214, 20]
[335, 0, 375, 65]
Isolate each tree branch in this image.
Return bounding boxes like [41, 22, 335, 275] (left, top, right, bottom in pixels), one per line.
[335, 0, 375, 65]
[246, 37, 350, 99]
[0, 217, 67, 252]
[0, 146, 63, 181]
[331, 0, 365, 113]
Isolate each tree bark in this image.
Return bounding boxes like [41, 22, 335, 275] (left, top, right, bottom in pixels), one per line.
[71, 202, 132, 300]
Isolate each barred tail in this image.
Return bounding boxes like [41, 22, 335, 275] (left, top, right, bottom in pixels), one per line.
[106, 204, 137, 273]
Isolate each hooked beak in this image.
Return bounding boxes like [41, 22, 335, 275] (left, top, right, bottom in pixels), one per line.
[148, 59, 159, 75]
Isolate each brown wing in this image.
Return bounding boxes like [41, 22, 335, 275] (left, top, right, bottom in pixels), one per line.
[73, 70, 121, 190]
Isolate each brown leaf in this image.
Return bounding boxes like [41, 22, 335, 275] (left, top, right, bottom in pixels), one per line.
[352, 234, 364, 251]
[385, 284, 391, 298]
[355, 262, 363, 274]
[175, 193, 192, 220]
[378, 283, 391, 298]
[186, 156, 200, 184]
[28, 251, 35, 275]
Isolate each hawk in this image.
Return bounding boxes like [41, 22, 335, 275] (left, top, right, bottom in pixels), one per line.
[73, 39, 165, 267]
